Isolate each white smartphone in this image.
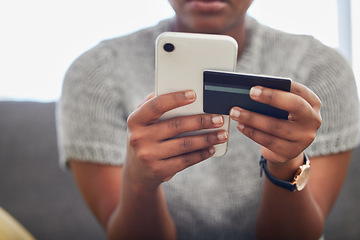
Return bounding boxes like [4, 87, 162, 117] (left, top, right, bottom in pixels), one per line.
[155, 32, 238, 157]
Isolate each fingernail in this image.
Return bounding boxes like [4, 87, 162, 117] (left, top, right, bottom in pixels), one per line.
[185, 90, 196, 100]
[217, 131, 228, 140]
[250, 87, 262, 97]
[238, 123, 245, 130]
[212, 115, 223, 125]
[209, 147, 215, 155]
[230, 109, 241, 118]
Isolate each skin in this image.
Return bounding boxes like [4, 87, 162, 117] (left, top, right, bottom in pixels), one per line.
[70, 1, 353, 239]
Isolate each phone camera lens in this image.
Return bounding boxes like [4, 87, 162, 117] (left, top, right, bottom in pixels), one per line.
[163, 43, 175, 52]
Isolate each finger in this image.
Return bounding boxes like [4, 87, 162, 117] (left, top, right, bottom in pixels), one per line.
[290, 82, 321, 111]
[150, 114, 224, 140]
[137, 92, 155, 108]
[157, 130, 228, 159]
[162, 147, 216, 177]
[249, 86, 313, 119]
[230, 107, 300, 142]
[128, 90, 196, 127]
[236, 123, 299, 161]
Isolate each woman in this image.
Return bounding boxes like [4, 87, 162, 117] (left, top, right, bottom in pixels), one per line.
[57, 0, 359, 239]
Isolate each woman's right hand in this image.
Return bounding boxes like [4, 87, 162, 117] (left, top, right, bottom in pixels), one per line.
[124, 90, 228, 192]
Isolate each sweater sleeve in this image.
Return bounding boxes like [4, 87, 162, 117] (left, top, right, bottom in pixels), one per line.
[57, 42, 128, 169]
[297, 38, 360, 157]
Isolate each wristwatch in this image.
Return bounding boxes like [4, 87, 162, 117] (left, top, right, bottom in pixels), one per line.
[259, 153, 311, 192]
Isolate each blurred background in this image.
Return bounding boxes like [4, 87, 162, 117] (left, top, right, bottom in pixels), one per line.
[0, 0, 359, 102]
[0, 1, 359, 240]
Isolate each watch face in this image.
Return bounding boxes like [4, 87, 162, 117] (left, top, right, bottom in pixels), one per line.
[295, 165, 311, 191]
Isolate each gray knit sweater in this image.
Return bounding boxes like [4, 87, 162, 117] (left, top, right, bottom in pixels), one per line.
[57, 16, 359, 239]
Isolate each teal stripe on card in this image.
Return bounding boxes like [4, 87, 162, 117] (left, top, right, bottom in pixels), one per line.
[204, 85, 250, 94]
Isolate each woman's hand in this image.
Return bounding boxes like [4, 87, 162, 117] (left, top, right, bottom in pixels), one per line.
[124, 90, 228, 192]
[230, 82, 322, 165]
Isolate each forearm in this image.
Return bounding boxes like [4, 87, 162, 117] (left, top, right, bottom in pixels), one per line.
[256, 155, 324, 240]
[106, 178, 176, 240]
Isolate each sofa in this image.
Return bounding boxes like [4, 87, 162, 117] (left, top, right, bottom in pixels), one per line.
[0, 101, 359, 239]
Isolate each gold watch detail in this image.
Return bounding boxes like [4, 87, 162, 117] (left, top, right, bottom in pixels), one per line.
[291, 154, 311, 191]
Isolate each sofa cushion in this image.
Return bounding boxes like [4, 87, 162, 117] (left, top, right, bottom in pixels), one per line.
[0, 101, 105, 240]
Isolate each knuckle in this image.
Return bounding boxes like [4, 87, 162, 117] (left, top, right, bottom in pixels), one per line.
[183, 154, 193, 168]
[169, 117, 183, 130]
[199, 150, 207, 160]
[264, 89, 275, 103]
[293, 98, 307, 112]
[293, 84, 303, 95]
[269, 119, 282, 133]
[180, 149, 211, 170]
[247, 114, 254, 123]
[172, 92, 182, 101]
[197, 115, 209, 129]
[242, 111, 254, 124]
[202, 148, 212, 160]
[128, 131, 143, 147]
[198, 115, 205, 128]
[136, 149, 153, 163]
[205, 132, 220, 145]
[180, 138, 193, 151]
[315, 114, 322, 129]
[243, 127, 255, 138]
[169, 91, 190, 105]
[262, 137, 275, 149]
[205, 134, 212, 145]
[148, 98, 163, 115]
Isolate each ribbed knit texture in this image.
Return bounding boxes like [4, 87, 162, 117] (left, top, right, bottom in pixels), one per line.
[57, 16, 359, 239]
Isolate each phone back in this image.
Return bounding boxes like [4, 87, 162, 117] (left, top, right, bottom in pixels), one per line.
[155, 32, 238, 156]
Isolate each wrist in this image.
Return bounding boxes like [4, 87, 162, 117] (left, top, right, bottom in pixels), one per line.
[260, 153, 311, 192]
[266, 153, 304, 182]
[123, 176, 162, 201]
[122, 163, 161, 197]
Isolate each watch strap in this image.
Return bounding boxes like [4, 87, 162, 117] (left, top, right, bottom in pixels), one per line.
[259, 156, 297, 192]
[259, 154, 309, 192]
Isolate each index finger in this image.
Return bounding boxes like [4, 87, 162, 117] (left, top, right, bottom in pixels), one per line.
[249, 82, 321, 116]
[128, 90, 196, 126]
[249, 85, 313, 119]
[290, 81, 321, 111]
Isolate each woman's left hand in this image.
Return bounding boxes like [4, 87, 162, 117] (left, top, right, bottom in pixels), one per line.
[229, 81, 322, 164]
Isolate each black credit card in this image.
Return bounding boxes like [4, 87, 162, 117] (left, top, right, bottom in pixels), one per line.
[203, 70, 291, 119]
